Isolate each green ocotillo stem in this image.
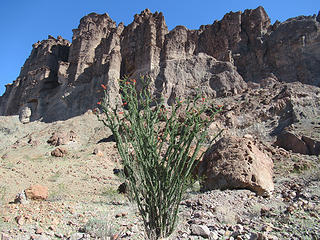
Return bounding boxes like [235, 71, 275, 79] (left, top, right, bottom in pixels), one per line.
[97, 77, 222, 239]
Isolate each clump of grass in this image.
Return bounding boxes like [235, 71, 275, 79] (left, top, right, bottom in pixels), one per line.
[48, 183, 66, 201]
[100, 186, 123, 202]
[0, 185, 7, 205]
[48, 171, 62, 182]
[215, 205, 238, 225]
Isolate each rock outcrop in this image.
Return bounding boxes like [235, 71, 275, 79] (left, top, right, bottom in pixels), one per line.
[1, 6, 320, 123]
[0, 36, 70, 121]
[199, 135, 274, 196]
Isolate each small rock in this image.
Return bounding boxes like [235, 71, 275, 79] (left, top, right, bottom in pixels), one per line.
[289, 191, 297, 199]
[46, 230, 55, 236]
[190, 224, 211, 238]
[257, 233, 268, 240]
[14, 191, 29, 204]
[193, 211, 204, 219]
[118, 182, 128, 194]
[210, 231, 219, 240]
[16, 215, 25, 225]
[54, 233, 64, 238]
[307, 202, 315, 209]
[244, 134, 254, 139]
[234, 224, 244, 233]
[292, 203, 299, 209]
[47, 131, 76, 146]
[93, 148, 104, 157]
[0, 233, 10, 240]
[249, 232, 259, 240]
[224, 230, 232, 237]
[68, 232, 84, 240]
[218, 229, 226, 235]
[33, 236, 51, 240]
[51, 147, 68, 157]
[286, 205, 295, 213]
[266, 234, 279, 240]
[261, 224, 273, 232]
[35, 227, 44, 234]
[48, 225, 56, 231]
[122, 212, 128, 217]
[260, 206, 270, 217]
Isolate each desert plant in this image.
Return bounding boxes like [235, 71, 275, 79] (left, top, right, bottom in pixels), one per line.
[84, 218, 123, 239]
[97, 77, 222, 239]
[0, 185, 6, 205]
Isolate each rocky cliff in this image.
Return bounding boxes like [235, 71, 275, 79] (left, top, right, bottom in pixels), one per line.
[0, 6, 319, 122]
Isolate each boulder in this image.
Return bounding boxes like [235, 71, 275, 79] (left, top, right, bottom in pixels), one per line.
[275, 130, 320, 155]
[19, 106, 32, 124]
[199, 135, 274, 196]
[25, 185, 48, 200]
[274, 131, 308, 154]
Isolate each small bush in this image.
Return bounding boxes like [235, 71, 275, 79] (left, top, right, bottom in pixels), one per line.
[0, 185, 6, 205]
[97, 77, 221, 239]
[84, 218, 122, 239]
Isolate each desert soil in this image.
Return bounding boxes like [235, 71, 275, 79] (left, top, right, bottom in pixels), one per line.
[0, 110, 319, 240]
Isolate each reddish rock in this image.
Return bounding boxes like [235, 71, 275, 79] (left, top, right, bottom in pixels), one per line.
[25, 185, 48, 200]
[199, 135, 274, 196]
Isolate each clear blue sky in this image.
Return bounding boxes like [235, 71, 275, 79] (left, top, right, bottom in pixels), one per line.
[0, 0, 319, 96]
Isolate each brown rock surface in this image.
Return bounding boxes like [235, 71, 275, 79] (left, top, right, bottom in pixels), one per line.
[51, 147, 68, 157]
[47, 130, 76, 146]
[199, 135, 274, 196]
[25, 185, 48, 200]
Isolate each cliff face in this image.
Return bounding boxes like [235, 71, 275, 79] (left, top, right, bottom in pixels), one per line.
[1, 7, 320, 122]
[0, 36, 70, 120]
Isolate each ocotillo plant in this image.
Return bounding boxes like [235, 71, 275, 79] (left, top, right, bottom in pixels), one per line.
[97, 77, 222, 239]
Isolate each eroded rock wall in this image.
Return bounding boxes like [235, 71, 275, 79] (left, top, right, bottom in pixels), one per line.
[0, 36, 70, 121]
[1, 6, 319, 122]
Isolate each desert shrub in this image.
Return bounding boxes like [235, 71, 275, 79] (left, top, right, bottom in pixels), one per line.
[0, 185, 6, 205]
[83, 218, 122, 239]
[97, 77, 222, 239]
